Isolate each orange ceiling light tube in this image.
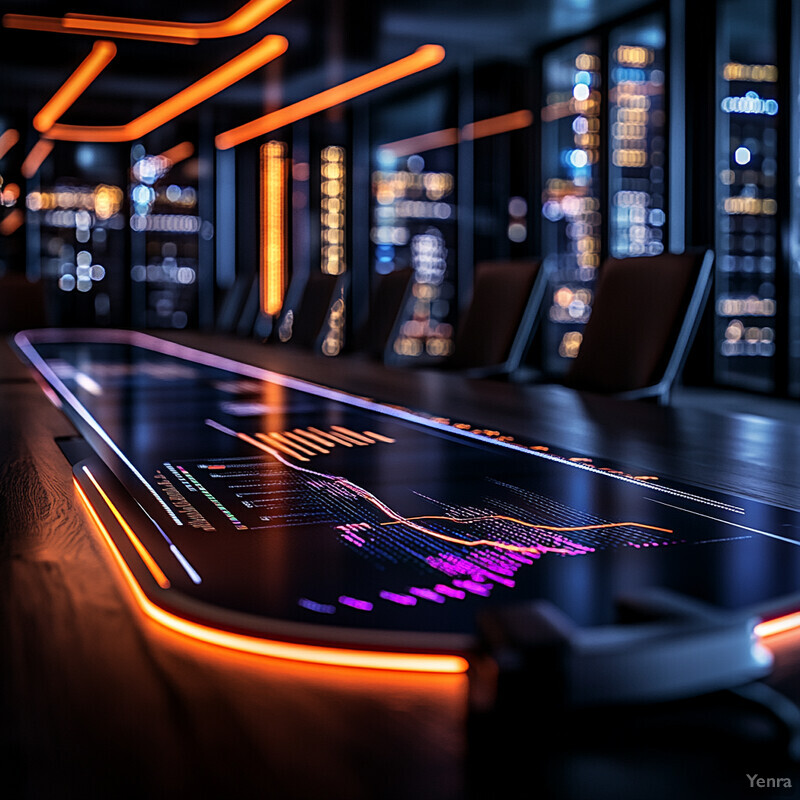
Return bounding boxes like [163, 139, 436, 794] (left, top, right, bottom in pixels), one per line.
[21, 139, 55, 178]
[3, 0, 292, 45]
[33, 40, 117, 133]
[378, 128, 460, 159]
[216, 44, 446, 149]
[260, 141, 288, 316]
[378, 110, 533, 158]
[0, 209, 24, 236]
[73, 476, 468, 673]
[159, 141, 195, 166]
[43, 35, 288, 143]
[0, 129, 20, 160]
[461, 109, 534, 141]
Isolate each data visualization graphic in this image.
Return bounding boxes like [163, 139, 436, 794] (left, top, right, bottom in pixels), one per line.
[15, 329, 800, 645]
[169, 418, 681, 615]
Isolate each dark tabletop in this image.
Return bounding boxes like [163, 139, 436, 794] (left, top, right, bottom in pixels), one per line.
[4, 329, 800, 799]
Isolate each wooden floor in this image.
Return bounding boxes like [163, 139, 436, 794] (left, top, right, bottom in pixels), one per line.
[4, 330, 800, 798]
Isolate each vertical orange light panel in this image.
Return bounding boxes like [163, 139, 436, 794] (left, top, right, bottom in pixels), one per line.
[260, 141, 287, 316]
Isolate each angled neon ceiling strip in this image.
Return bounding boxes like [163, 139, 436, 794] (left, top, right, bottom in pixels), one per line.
[0, 129, 20, 160]
[158, 141, 195, 166]
[378, 110, 534, 158]
[3, 0, 292, 44]
[21, 139, 54, 178]
[42, 35, 288, 143]
[215, 44, 446, 149]
[33, 41, 117, 133]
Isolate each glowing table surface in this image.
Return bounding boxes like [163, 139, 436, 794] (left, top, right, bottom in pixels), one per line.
[14, 328, 800, 655]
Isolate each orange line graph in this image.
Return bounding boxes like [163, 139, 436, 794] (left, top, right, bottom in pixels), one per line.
[381, 514, 673, 535]
[3, 0, 292, 44]
[74, 474, 467, 673]
[0, 129, 20, 160]
[379, 516, 672, 555]
[207, 419, 668, 559]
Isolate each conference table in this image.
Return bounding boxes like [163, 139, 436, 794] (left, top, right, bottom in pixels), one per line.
[4, 328, 800, 799]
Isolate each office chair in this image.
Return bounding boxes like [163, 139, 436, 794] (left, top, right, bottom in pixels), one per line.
[447, 259, 545, 377]
[352, 267, 415, 360]
[216, 272, 260, 336]
[274, 271, 346, 351]
[563, 249, 714, 404]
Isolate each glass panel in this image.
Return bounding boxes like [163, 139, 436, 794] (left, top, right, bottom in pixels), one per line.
[715, 0, 778, 391]
[540, 38, 602, 373]
[608, 15, 667, 259]
[25, 142, 128, 326]
[129, 141, 201, 329]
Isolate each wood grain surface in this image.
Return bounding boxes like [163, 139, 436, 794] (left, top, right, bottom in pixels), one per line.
[4, 331, 800, 799]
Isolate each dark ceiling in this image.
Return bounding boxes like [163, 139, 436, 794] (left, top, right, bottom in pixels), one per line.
[0, 0, 650, 133]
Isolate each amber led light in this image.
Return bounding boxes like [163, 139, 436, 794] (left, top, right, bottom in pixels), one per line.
[33, 41, 117, 133]
[4, 0, 292, 45]
[43, 35, 288, 143]
[216, 44, 446, 149]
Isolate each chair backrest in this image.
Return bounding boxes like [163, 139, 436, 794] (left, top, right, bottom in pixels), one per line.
[217, 272, 258, 334]
[275, 271, 343, 350]
[564, 249, 714, 401]
[0, 273, 47, 331]
[448, 259, 544, 374]
[352, 267, 414, 359]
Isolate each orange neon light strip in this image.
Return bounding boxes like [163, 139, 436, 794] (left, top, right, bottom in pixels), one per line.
[33, 41, 117, 133]
[216, 44, 446, 149]
[0, 209, 23, 236]
[379, 110, 533, 158]
[378, 128, 459, 159]
[755, 613, 800, 638]
[0, 129, 20, 160]
[43, 35, 287, 142]
[259, 140, 287, 315]
[21, 139, 54, 178]
[82, 468, 171, 589]
[73, 477, 467, 673]
[158, 141, 195, 166]
[3, 0, 291, 45]
[461, 109, 534, 141]
[1, 15, 193, 44]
